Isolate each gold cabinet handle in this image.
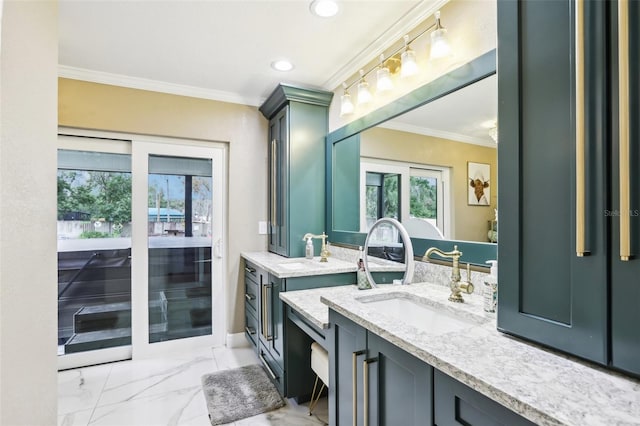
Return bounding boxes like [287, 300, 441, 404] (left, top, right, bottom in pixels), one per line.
[261, 284, 268, 338]
[363, 357, 378, 426]
[244, 266, 255, 273]
[575, 0, 588, 257]
[264, 283, 274, 341]
[271, 139, 278, 228]
[245, 293, 255, 301]
[619, 0, 631, 261]
[245, 326, 256, 335]
[352, 350, 365, 426]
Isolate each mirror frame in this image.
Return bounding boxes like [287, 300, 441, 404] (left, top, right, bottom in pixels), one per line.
[326, 49, 497, 266]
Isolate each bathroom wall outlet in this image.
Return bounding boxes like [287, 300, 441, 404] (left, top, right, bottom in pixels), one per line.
[258, 221, 268, 235]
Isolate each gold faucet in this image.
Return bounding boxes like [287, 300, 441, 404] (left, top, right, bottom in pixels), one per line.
[423, 245, 474, 302]
[302, 233, 331, 262]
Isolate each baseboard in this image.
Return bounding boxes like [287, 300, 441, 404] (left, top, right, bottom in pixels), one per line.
[226, 332, 250, 348]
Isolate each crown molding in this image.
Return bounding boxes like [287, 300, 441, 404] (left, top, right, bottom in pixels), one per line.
[379, 121, 497, 148]
[322, 0, 450, 91]
[58, 65, 261, 107]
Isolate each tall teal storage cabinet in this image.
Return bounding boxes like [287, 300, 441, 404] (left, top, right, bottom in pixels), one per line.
[259, 84, 333, 258]
[498, 0, 640, 377]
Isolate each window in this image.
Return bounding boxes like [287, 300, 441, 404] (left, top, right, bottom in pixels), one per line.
[361, 159, 449, 238]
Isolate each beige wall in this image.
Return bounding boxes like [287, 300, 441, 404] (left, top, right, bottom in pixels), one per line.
[328, 0, 497, 131]
[0, 1, 58, 425]
[361, 127, 497, 242]
[58, 78, 268, 337]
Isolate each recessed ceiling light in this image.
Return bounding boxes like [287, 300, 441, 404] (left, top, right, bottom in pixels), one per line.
[310, 0, 339, 18]
[271, 60, 294, 72]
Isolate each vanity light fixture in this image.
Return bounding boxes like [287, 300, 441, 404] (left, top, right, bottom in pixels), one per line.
[340, 82, 354, 116]
[357, 69, 373, 105]
[376, 54, 394, 92]
[338, 10, 452, 115]
[310, 0, 339, 18]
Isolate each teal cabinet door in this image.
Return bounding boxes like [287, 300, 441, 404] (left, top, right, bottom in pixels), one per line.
[497, 0, 608, 364]
[329, 310, 367, 426]
[366, 332, 433, 426]
[268, 107, 288, 256]
[611, 0, 640, 377]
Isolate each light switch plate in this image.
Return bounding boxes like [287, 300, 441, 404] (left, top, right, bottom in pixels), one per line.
[258, 221, 268, 235]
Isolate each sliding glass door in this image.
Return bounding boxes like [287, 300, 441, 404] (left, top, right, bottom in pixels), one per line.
[131, 140, 225, 358]
[58, 134, 226, 368]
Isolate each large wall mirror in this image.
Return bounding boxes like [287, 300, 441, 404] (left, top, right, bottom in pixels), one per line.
[327, 50, 497, 266]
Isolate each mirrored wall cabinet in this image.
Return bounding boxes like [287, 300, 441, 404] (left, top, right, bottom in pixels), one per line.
[260, 84, 333, 258]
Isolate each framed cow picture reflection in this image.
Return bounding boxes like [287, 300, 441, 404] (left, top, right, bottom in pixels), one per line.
[468, 162, 490, 206]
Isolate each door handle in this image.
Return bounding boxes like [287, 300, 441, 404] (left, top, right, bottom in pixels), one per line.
[363, 357, 378, 426]
[214, 238, 223, 259]
[575, 0, 589, 257]
[618, 0, 631, 261]
[352, 350, 366, 426]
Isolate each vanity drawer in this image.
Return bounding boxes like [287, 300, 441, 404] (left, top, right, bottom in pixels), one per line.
[259, 342, 285, 395]
[244, 309, 259, 349]
[434, 370, 535, 426]
[244, 277, 258, 315]
[244, 261, 260, 285]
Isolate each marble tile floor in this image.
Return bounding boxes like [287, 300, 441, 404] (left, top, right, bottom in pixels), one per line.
[58, 346, 328, 426]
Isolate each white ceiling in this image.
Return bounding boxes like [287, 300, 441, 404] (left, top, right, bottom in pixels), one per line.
[59, 0, 447, 106]
[381, 74, 497, 146]
[58, 0, 496, 142]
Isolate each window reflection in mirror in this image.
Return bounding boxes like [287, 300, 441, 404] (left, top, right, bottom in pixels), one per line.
[334, 73, 497, 244]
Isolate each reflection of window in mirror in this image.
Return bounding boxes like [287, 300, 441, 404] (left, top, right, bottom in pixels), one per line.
[365, 172, 400, 228]
[360, 158, 450, 238]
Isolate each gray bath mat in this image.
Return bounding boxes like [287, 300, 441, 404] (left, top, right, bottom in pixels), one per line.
[201, 364, 286, 425]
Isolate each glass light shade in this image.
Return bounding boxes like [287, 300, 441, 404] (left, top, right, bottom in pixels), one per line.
[376, 67, 393, 92]
[489, 126, 498, 143]
[430, 28, 451, 59]
[357, 80, 372, 104]
[340, 93, 354, 116]
[400, 48, 418, 77]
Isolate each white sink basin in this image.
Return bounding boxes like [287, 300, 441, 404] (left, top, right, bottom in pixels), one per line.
[358, 294, 476, 335]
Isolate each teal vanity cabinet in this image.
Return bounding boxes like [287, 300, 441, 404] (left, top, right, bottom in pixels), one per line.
[498, 0, 640, 376]
[244, 257, 355, 396]
[259, 84, 333, 258]
[329, 310, 535, 425]
[329, 310, 433, 426]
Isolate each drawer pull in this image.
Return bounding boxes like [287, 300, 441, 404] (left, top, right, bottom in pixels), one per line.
[245, 326, 256, 335]
[244, 266, 255, 274]
[352, 350, 366, 426]
[619, 0, 631, 261]
[245, 293, 255, 301]
[259, 352, 278, 380]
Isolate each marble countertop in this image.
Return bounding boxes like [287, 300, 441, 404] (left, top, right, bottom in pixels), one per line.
[241, 251, 405, 279]
[241, 251, 356, 278]
[280, 283, 640, 426]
